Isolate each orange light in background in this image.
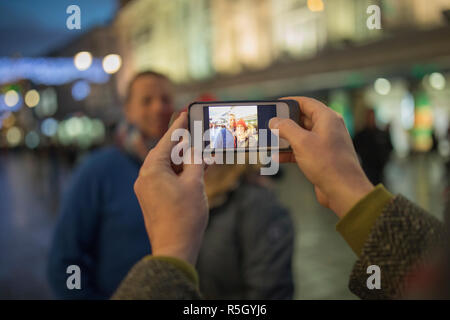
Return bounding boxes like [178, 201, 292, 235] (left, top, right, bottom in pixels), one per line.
[307, 0, 324, 12]
[414, 109, 433, 128]
[2, 113, 16, 128]
[412, 91, 434, 152]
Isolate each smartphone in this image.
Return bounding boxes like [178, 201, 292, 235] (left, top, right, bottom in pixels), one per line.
[188, 100, 299, 152]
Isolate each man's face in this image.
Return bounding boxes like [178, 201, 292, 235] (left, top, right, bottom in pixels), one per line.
[229, 115, 236, 128]
[125, 76, 174, 139]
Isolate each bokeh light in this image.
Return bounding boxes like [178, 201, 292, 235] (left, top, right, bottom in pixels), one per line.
[401, 93, 415, 130]
[102, 54, 122, 74]
[35, 88, 58, 118]
[56, 116, 105, 147]
[57, 121, 71, 146]
[4, 90, 19, 107]
[2, 113, 15, 128]
[71, 80, 91, 101]
[91, 119, 105, 142]
[307, 0, 324, 12]
[374, 78, 391, 95]
[429, 72, 446, 90]
[74, 51, 93, 71]
[0, 57, 109, 85]
[65, 117, 83, 137]
[25, 131, 40, 149]
[6, 126, 23, 147]
[41, 118, 58, 137]
[24, 89, 40, 108]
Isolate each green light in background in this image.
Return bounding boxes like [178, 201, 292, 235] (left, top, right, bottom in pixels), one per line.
[329, 90, 354, 137]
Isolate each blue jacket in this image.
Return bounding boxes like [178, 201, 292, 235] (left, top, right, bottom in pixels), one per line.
[47, 146, 150, 299]
[212, 127, 235, 149]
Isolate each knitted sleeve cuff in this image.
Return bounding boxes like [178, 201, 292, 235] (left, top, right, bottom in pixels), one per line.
[336, 184, 394, 256]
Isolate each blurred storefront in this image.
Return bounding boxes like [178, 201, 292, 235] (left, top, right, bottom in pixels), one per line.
[112, 0, 450, 159]
[115, 0, 450, 216]
[2, 0, 450, 156]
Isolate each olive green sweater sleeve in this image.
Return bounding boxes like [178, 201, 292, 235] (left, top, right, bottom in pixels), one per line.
[112, 256, 201, 300]
[336, 184, 394, 256]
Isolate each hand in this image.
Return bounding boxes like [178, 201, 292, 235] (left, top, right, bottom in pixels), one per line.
[134, 112, 208, 266]
[269, 97, 374, 218]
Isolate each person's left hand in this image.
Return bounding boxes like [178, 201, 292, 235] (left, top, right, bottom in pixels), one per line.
[134, 112, 208, 266]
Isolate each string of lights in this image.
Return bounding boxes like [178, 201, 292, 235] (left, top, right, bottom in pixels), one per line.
[0, 57, 110, 85]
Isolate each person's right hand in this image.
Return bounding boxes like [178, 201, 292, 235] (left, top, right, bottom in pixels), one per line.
[269, 97, 374, 218]
[134, 112, 208, 266]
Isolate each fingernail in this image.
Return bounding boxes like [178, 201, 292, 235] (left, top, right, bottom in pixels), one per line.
[269, 117, 281, 129]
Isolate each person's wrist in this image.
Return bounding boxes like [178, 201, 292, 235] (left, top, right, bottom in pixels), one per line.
[326, 172, 374, 218]
[152, 246, 197, 266]
[151, 237, 203, 266]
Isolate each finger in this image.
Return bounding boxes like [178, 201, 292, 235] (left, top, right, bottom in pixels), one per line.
[170, 139, 190, 175]
[272, 151, 296, 163]
[181, 147, 205, 183]
[302, 117, 313, 130]
[168, 111, 181, 127]
[280, 96, 328, 122]
[269, 117, 310, 151]
[315, 185, 329, 208]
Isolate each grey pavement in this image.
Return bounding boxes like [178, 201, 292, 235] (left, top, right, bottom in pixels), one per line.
[0, 151, 446, 299]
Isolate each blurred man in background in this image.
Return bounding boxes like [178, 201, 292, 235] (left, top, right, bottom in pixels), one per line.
[353, 109, 393, 185]
[47, 71, 174, 299]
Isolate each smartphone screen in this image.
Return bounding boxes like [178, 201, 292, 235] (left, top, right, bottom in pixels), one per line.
[189, 100, 296, 152]
[203, 104, 278, 151]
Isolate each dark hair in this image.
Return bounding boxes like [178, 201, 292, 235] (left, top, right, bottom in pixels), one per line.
[125, 70, 171, 103]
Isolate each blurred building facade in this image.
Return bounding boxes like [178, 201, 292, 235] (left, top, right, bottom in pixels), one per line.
[110, 0, 450, 156]
[1, 0, 450, 156]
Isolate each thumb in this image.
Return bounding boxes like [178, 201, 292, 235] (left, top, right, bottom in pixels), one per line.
[181, 147, 205, 183]
[269, 117, 310, 148]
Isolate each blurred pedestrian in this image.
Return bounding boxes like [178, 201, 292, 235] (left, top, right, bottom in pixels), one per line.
[353, 109, 392, 185]
[47, 71, 174, 299]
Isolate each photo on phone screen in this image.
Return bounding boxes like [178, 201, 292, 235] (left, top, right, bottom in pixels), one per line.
[203, 104, 278, 151]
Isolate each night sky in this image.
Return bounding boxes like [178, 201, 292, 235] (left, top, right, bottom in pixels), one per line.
[0, 0, 118, 57]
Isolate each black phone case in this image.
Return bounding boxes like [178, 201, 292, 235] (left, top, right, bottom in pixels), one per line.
[187, 99, 300, 152]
